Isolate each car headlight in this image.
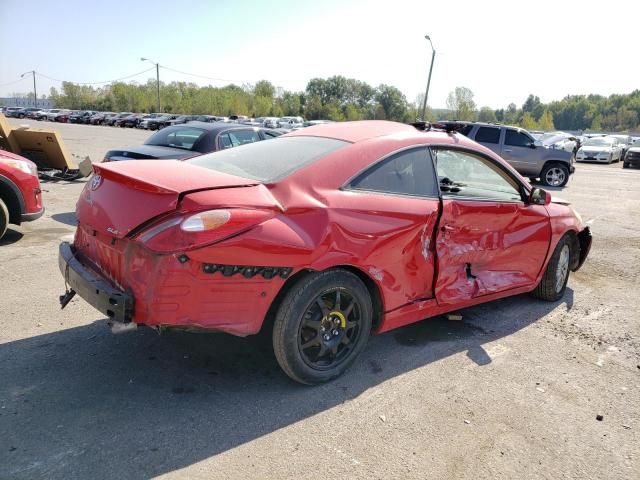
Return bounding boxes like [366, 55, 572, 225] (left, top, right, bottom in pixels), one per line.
[0, 158, 38, 176]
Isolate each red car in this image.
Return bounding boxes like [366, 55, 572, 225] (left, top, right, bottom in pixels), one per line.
[0, 150, 44, 239]
[58, 121, 591, 384]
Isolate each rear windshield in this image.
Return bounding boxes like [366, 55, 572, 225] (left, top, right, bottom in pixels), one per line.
[145, 126, 207, 151]
[188, 136, 348, 182]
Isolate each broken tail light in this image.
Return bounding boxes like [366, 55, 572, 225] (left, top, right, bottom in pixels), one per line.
[136, 208, 274, 254]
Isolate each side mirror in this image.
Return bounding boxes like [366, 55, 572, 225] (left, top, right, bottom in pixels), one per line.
[531, 140, 542, 148]
[530, 187, 550, 205]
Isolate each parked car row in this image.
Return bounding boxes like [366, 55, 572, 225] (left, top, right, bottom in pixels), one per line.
[1, 106, 329, 133]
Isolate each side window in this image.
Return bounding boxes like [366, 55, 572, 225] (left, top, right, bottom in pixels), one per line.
[350, 148, 438, 197]
[475, 127, 501, 144]
[218, 130, 261, 149]
[434, 149, 522, 202]
[218, 133, 233, 149]
[505, 129, 533, 147]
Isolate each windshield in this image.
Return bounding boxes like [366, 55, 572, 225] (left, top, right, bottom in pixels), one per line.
[583, 137, 614, 147]
[188, 136, 348, 182]
[145, 126, 207, 151]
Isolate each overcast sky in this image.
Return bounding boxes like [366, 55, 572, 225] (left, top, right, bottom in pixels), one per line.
[1, 0, 638, 109]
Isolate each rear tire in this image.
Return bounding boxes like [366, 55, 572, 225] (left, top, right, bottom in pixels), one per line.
[532, 235, 572, 301]
[540, 163, 569, 187]
[0, 198, 9, 240]
[272, 270, 372, 385]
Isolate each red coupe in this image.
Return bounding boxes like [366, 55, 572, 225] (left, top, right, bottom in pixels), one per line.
[59, 121, 591, 384]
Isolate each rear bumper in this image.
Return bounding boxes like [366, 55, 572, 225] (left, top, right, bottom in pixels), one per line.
[58, 242, 134, 324]
[21, 206, 44, 222]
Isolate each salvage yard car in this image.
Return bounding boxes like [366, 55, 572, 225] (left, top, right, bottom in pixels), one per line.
[103, 122, 282, 161]
[575, 136, 622, 163]
[622, 141, 640, 169]
[0, 149, 44, 239]
[454, 121, 575, 187]
[58, 120, 591, 384]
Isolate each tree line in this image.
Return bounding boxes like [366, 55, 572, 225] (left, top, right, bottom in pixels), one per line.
[445, 87, 640, 132]
[26, 76, 640, 132]
[44, 77, 418, 123]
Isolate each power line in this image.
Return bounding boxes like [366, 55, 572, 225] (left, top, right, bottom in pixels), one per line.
[159, 65, 244, 84]
[34, 67, 156, 85]
[0, 77, 28, 88]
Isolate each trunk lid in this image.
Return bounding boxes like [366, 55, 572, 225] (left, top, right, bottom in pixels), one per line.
[76, 160, 258, 239]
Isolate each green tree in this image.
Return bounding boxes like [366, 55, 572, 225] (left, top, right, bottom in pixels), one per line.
[538, 110, 555, 131]
[446, 87, 476, 121]
[375, 84, 408, 121]
[522, 94, 545, 120]
[254, 80, 275, 99]
[477, 106, 497, 123]
[503, 103, 519, 125]
[521, 112, 538, 130]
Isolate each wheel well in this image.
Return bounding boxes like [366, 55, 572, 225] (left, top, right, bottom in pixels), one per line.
[261, 265, 384, 335]
[0, 180, 23, 224]
[542, 160, 570, 173]
[564, 230, 580, 271]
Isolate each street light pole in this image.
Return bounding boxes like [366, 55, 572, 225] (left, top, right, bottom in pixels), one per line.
[141, 57, 161, 113]
[21, 71, 37, 108]
[420, 35, 436, 122]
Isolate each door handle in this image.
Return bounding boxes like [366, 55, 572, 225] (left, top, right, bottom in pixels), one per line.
[503, 149, 513, 153]
[440, 224, 455, 232]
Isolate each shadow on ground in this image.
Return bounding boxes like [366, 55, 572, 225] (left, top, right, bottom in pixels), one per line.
[51, 212, 77, 227]
[0, 290, 572, 479]
[0, 228, 24, 246]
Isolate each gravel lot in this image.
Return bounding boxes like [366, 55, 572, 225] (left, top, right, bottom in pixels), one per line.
[1, 120, 638, 480]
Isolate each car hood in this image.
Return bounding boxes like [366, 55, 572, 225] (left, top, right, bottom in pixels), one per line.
[551, 195, 571, 206]
[626, 146, 640, 153]
[105, 145, 196, 161]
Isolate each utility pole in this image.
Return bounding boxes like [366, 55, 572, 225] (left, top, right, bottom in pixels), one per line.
[421, 35, 436, 122]
[21, 70, 37, 108]
[141, 57, 161, 112]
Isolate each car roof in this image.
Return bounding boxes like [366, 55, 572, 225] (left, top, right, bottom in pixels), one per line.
[286, 120, 418, 143]
[163, 121, 271, 134]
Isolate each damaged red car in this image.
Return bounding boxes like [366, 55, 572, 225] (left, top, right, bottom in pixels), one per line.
[58, 121, 591, 384]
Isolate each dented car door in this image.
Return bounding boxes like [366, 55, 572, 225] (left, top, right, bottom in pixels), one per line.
[432, 148, 551, 305]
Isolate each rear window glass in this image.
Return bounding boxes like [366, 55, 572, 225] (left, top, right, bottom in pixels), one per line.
[188, 136, 348, 182]
[475, 127, 500, 144]
[145, 127, 207, 151]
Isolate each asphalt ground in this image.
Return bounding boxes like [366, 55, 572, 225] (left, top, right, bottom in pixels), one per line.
[1, 119, 638, 479]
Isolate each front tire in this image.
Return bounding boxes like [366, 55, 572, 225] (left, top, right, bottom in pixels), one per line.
[0, 198, 9, 240]
[532, 235, 572, 301]
[540, 163, 569, 187]
[273, 270, 372, 385]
